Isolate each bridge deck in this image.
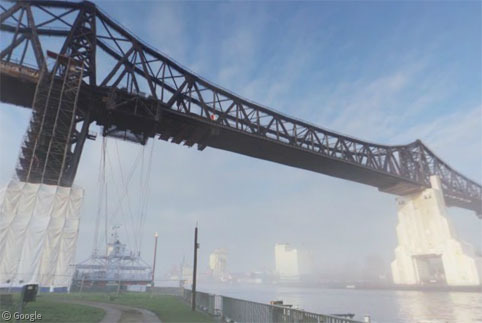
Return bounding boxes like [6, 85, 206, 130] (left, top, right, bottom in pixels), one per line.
[2, 63, 480, 216]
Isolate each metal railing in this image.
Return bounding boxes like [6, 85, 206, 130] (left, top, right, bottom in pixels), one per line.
[183, 289, 218, 315]
[195, 290, 210, 312]
[183, 289, 366, 323]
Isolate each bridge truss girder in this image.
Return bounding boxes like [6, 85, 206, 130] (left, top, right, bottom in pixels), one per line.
[0, 0, 480, 215]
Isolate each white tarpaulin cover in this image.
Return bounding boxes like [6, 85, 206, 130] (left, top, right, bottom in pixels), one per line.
[0, 180, 83, 288]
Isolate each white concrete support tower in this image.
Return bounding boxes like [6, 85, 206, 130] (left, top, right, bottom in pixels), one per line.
[391, 176, 482, 286]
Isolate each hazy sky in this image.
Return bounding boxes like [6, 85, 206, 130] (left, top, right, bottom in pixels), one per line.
[0, 1, 481, 279]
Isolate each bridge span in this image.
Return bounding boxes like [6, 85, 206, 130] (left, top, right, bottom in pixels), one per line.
[0, 0, 480, 216]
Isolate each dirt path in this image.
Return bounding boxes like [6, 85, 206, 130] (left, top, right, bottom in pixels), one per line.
[58, 300, 161, 323]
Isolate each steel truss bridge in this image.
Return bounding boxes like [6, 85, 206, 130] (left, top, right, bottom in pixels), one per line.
[0, 0, 480, 216]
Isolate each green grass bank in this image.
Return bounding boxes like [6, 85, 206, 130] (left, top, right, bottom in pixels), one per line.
[0, 294, 104, 323]
[49, 292, 214, 323]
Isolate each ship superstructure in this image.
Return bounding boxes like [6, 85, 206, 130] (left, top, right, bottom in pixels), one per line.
[72, 228, 152, 291]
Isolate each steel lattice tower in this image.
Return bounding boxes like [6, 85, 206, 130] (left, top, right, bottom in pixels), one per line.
[17, 54, 84, 186]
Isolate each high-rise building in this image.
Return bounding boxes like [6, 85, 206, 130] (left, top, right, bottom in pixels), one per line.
[209, 249, 227, 279]
[275, 243, 299, 281]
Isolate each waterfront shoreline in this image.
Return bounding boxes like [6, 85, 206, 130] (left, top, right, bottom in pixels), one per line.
[292, 282, 482, 293]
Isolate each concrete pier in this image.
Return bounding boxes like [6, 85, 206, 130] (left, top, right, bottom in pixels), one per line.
[391, 176, 482, 286]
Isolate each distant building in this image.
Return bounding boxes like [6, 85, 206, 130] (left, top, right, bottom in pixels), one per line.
[209, 249, 228, 280]
[275, 243, 299, 281]
[180, 264, 193, 285]
[298, 249, 314, 279]
[168, 257, 194, 286]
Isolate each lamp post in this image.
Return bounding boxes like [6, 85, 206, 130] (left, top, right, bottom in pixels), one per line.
[191, 225, 199, 311]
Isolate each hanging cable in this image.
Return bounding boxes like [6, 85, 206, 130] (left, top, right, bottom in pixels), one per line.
[93, 135, 156, 260]
[105, 141, 142, 251]
[138, 139, 155, 252]
[93, 136, 107, 255]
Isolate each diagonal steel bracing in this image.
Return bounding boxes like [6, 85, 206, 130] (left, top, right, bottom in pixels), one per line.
[0, 0, 480, 215]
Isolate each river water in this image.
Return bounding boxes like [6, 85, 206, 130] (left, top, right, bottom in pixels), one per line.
[196, 282, 482, 323]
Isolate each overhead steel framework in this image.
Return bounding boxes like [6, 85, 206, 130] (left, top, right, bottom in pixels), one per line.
[18, 51, 84, 186]
[0, 0, 480, 215]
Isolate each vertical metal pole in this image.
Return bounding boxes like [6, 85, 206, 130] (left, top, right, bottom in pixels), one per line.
[152, 232, 159, 287]
[191, 225, 199, 311]
[116, 266, 121, 296]
[79, 275, 85, 294]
